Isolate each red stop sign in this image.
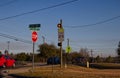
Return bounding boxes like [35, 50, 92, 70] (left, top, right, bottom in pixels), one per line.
[32, 31, 38, 42]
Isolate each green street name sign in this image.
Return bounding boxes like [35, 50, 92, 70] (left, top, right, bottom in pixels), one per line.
[29, 24, 41, 31]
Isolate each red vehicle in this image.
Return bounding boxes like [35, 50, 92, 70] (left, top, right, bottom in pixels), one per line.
[0, 55, 15, 68]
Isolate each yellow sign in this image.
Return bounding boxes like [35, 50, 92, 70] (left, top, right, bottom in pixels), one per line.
[58, 28, 64, 32]
[66, 46, 72, 53]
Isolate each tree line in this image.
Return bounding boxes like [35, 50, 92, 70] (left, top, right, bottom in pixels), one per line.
[1, 41, 120, 64]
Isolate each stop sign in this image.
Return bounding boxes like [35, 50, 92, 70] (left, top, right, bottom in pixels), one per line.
[32, 31, 38, 42]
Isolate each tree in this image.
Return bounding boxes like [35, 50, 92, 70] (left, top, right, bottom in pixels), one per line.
[26, 53, 32, 61]
[117, 41, 120, 56]
[117, 41, 120, 62]
[70, 51, 82, 64]
[95, 55, 102, 63]
[79, 48, 89, 61]
[105, 56, 113, 63]
[16, 52, 28, 61]
[38, 43, 60, 62]
[71, 52, 81, 58]
[34, 54, 41, 62]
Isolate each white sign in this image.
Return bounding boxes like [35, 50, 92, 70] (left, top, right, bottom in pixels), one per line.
[58, 28, 64, 42]
[58, 32, 64, 41]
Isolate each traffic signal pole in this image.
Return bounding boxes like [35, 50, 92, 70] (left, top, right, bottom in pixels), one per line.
[57, 19, 64, 68]
[59, 42, 62, 68]
[60, 20, 63, 68]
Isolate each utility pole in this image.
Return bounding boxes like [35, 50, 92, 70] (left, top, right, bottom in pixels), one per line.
[7, 41, 10, 52]
[67, 38, 69, 47]
[60, 19, 63, 68]
[42, 36, 45, 44]
[90, 49, 93, 63]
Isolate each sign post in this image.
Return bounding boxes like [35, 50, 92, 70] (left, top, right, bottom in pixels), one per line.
[32, 31, 37, 72]
[57, 19, 64, 68]
[65, 38, 72, 68]
[29, 24, 40, 72]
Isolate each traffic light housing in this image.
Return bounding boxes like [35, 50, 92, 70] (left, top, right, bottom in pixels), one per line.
[57, 23, 62, 28]
[58, 42, 62, 46]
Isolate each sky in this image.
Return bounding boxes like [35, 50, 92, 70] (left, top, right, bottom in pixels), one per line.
[0, 0, 120, 57]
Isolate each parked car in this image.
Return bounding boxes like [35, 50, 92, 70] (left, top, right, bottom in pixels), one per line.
[0, 55, 15, 68]
[47, 57, 60, 65]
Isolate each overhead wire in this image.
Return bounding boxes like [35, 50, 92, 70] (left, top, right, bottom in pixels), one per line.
[0, 0, 119, 49]
[0, 0, 78, 44]
[0, 0, 79, 21]
[0, 32, 32, 44]
[64, 15, 120, 28]
[0, 0, 17, 7]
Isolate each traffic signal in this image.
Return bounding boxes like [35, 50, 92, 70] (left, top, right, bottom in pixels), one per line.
[57, 23, 62, 28]
[58, 42, 62, 46]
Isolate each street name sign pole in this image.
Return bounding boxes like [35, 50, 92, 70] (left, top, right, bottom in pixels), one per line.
[29, 24, 40, 72]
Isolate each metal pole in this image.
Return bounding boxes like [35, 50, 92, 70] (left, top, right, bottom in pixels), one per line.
[67, 38, 69, 47]
[60, 19, 63, 68]
[65, 38, 69, 68]
[91, 49, 93, 63]
[60, 42, 62, 68]
[42, 36, 45, 44]
[7, 41, 10, 52]
[67, 38, 70, 59]
[32, 42, 35, 72]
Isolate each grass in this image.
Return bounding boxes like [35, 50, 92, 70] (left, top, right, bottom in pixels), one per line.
[15, 64, 120, 78]
[90, 63, 120, 69]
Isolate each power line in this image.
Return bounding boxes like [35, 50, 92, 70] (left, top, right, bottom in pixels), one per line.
[64, 15, 120, 28]
[0, 0, 17, 7]
[0, 0, 79, 21]
[0, 32, 32, 44]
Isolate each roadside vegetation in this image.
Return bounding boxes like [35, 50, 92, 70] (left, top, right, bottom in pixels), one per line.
[6, 42, 119, 65]
[2, 41, 118, 65]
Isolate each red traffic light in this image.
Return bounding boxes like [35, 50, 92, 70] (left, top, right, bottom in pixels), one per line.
[57, 23, 62, 28]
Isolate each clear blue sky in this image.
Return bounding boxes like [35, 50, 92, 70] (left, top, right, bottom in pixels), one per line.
[0, 0, 120, 57]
